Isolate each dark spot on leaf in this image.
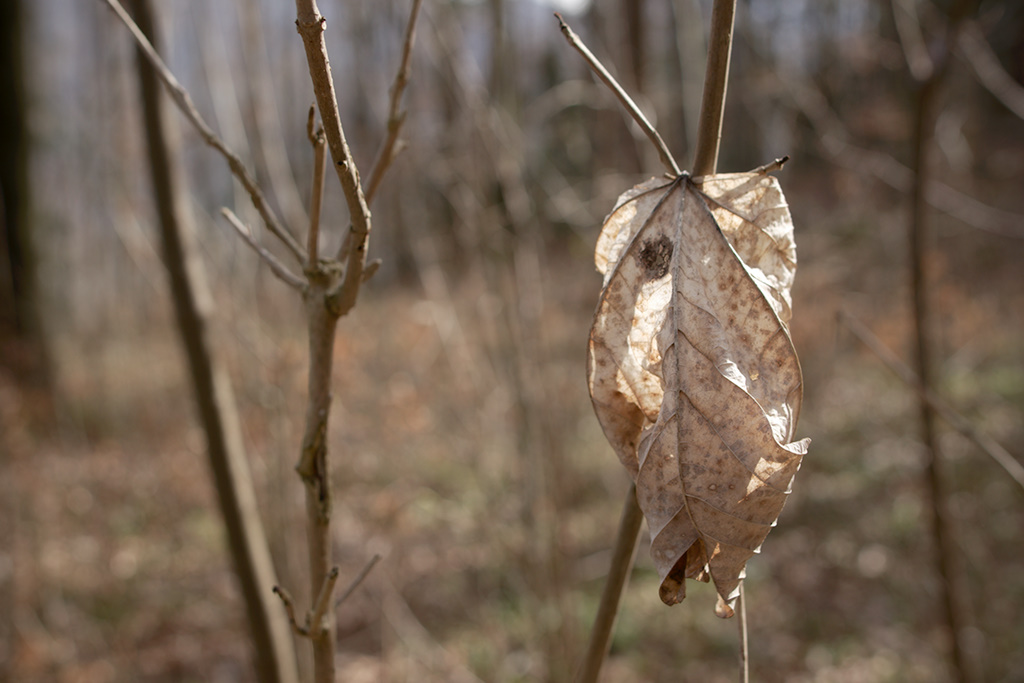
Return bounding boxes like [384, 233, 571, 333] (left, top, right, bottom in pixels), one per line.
[638, 235, 673, 280]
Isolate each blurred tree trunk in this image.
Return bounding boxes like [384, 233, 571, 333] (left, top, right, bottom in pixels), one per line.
[128, 2, 298, 682]
[585, 0, 642, 174]
[0, 5, 45, 676]
[905, 1, 980, 681]
[0, 0, 50, 399]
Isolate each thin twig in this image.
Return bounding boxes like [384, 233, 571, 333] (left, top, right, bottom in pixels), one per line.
[365, 0, 423, 204]
[308, 566, 340, 638]
[696, 155, 789, 185]
[554, 13, 681, 177]
[574, 484, 644, 683]
[691, 0, 737, 176]
[840, 311, 1024, 493]
[737, 583, 749, 683]
[751, 155, 789, 175]
[221, 209, 305, 290]
[335, 553, 382, 608]
[101, 0, 307, 265]
[272, 585, 310, 637]
[306, 106, 327, 264]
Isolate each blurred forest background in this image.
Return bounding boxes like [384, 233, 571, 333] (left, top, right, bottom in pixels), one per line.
[1, 0, 1023, 681]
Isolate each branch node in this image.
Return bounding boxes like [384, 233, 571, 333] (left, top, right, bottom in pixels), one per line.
[295, 16, 326, 35]
[306, 105, 316, 142]
[309, 566, 341, 638]
[361, 259, 382, 284]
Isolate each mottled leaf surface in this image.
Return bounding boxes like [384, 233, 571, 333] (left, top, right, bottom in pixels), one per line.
[587, 171, 810, 615]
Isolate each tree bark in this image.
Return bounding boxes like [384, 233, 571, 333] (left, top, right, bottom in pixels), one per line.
[128, 2, 298, 682]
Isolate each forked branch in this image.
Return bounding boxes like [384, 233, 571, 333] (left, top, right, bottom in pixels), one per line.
[294, 0, 373, 317]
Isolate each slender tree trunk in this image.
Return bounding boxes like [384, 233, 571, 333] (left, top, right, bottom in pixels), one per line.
[0, 0, 49, 397]
[296, 274, 341, 683]
[904, 2, 979, 681]
[128, 3, 298, 682]
[0, 5, 29, 675]
[907, 45, 979, 683]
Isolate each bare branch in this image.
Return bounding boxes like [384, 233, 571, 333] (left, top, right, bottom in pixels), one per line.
[221, 208, 305, 290]
[751, 155, 789, 175]
[365, 0, 423, 204]
[737, 583, 749, 683]
[272, 585, 310, 637]
[306, 106, 328, 264]
[308, 566, 340, 638]
[958, 22, 1024, 120]
[575, 484, 643, 683]
[840, 311, 1024, 494]
[691, 0, 737, 176]
[100, 0, 307, 265]
[554, 13, 681, 177]
[334, 554, 382, 608]
[294, 1, 373, 317]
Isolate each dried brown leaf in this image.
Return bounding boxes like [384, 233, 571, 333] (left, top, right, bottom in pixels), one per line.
[587, 171, 809, 615]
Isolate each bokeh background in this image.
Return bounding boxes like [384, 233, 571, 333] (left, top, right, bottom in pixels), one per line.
[1, 0, 1023, 681]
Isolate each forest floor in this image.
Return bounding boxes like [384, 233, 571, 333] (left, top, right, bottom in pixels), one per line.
[2, 182, 1023, 683]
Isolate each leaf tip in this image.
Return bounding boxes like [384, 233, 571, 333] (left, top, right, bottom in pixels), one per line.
[659, 576, 686, 606]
